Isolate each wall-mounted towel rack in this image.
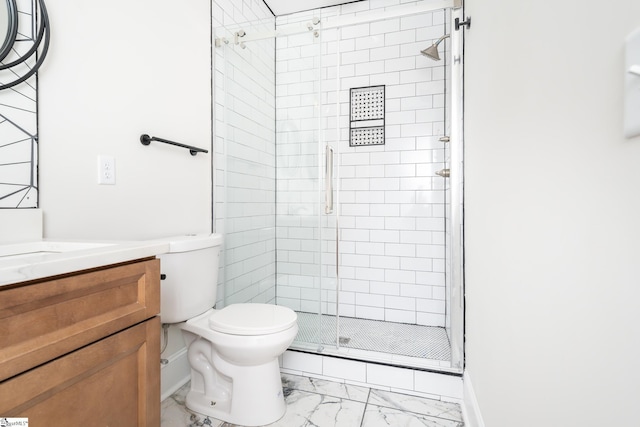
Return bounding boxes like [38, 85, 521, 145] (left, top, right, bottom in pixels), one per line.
[140, 134, 209, 156]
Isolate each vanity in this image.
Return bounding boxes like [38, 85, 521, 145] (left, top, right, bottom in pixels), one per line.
[0, 212, 169, 425]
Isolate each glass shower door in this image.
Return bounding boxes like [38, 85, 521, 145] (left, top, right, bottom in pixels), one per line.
[274, 11, 337, 351]
[276, 1, 464, 373]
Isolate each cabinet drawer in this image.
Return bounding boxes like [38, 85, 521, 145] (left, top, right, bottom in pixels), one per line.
[0, 317, 160, 426]
[0, 259, 160, 381]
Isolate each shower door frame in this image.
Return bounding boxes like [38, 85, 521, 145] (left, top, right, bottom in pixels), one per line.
[447, 5, 465, 373]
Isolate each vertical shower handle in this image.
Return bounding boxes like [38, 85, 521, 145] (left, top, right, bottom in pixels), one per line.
[325, 145, 334, 214]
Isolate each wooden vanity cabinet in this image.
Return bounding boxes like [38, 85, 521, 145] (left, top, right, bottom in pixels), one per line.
[0, 258, 161, 426]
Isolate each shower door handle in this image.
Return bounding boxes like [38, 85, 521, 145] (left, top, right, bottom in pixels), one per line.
[325, 145, 334, 214]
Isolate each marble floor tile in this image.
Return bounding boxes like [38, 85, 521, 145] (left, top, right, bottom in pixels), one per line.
[161, 381, 365, 427]
[266, 389, 366, 427]
[368, 389, 463, 422]
[281, 373, 370, 402]
[362, 404, 464, 427]
[161, 382, 222, 427]
[161, 374, 464, 427]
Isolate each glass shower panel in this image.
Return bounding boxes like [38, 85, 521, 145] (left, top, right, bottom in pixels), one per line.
[332, 9, 449, 355]
[215, 13, 278, 310]
[274, 10, 333, 351]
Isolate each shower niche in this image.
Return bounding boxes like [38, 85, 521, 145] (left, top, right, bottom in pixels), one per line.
[349, 85, 385, 147]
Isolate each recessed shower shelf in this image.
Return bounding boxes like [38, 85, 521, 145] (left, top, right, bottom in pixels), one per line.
[349, 85, 385, 147]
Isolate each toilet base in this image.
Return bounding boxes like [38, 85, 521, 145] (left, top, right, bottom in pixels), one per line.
[185, 359, 287, 426]
[180, 308, 297, 426]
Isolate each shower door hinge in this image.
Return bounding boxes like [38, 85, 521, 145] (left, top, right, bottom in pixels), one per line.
[455, 17, 471, 31]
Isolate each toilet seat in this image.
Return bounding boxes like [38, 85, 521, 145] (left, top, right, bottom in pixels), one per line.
[209, 303, 297, 336]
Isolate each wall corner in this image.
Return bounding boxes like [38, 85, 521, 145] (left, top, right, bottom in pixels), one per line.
[462, 370, 485, 427]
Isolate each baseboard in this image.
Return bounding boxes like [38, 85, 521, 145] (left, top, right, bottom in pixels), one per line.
[462, 371, 485, 427]
[161, 347, 191, 401]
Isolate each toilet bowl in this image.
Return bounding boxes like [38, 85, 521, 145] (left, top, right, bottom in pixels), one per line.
[181, 305, 298, 425]
[158, 234, 298, 426]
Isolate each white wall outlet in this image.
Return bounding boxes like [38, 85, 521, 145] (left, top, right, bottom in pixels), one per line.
[97, 155, 116, 185]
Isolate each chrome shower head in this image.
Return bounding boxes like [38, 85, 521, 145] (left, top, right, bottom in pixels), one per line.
[421, 34, 450, 61]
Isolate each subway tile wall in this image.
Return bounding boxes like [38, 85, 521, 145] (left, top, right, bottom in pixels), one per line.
[280, 350, 463, 401]
[276, 0, 449, 327]
[212, 0, 277, 307]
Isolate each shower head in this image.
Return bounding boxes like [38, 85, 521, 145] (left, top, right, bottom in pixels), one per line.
[421, 34, 450, 61]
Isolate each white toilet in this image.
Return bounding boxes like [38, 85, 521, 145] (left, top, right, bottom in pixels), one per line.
[158, 234, 298, 426]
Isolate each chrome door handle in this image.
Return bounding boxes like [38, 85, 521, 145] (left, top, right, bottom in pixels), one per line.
[436, 168, 450, 178]
[325, 145, 334, 214]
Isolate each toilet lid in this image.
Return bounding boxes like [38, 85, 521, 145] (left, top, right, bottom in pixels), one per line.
[209, 303, 297, 336]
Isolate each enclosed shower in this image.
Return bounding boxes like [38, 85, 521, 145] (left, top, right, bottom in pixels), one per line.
[213, 0, 464, 374]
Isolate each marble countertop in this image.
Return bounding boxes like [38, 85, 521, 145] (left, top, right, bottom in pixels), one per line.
[0, 239, 170, 287]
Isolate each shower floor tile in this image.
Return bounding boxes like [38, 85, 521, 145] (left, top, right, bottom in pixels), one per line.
[294, 312, 451, 361]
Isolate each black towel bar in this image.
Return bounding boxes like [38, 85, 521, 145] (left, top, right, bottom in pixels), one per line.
[140, 134, 208, 156]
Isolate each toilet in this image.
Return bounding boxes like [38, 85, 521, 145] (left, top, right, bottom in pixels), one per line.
[158, 234, 298, 426]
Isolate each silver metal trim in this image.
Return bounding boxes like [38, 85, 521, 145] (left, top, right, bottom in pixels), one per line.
[436, 168, 450, 178]
[325, 145, 334, 214]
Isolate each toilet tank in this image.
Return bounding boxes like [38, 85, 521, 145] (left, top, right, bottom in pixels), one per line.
[157, 234, 223, 324]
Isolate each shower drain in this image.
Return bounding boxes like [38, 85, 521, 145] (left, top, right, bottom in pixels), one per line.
[338, 336, 351, 345]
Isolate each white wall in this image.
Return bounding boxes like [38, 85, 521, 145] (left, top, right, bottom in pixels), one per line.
[38, 0, 212, 240]
[464, 1, 640, 425]
[35, 0, 213, 402]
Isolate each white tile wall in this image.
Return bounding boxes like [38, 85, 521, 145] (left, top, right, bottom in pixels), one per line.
[367, 362, 415, 390]
[214, 0, 450, 329]
[213, 0, 276, 308]
[275, 0, 449, 328]
[280, 350, 463, 401]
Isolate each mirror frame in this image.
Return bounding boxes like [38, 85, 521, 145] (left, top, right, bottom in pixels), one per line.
[0, 0, 17, 62]
[0, 0, 50, 90]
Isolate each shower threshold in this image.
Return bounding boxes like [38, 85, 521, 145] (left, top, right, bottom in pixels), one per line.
[292, 312, 454, 372]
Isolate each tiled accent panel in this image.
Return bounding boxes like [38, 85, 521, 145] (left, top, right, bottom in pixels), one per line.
[0, 0, 39, 208]
[212, 0, 276, 307]
[276, 1, 449, 327]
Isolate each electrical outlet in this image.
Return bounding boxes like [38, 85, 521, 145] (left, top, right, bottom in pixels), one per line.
[98, 155, 116, 185]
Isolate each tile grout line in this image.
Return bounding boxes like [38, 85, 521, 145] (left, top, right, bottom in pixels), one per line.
[359, 387, 372, 427]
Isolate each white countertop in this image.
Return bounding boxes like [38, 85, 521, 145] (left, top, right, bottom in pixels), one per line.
[0, 239, 170, 287]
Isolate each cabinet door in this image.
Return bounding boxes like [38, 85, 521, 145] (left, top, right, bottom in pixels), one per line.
[0, 317, 160, 426]
[0, 258, 160, 381]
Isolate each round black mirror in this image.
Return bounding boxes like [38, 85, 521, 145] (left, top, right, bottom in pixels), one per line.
[0, 0, 17, 62]
[0, 0, 50, 90]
